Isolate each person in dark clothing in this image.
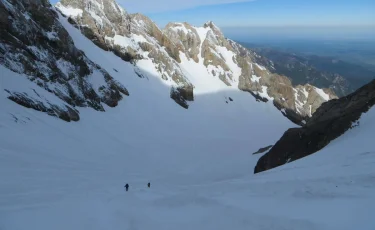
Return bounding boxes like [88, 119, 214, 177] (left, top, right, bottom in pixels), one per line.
[147, 182, 150, 188]
[124, 183, 129, 192]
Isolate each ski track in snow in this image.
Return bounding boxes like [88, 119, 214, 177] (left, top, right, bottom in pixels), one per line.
[0, 10, 374, 230]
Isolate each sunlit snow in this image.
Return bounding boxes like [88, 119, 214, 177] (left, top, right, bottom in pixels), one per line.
[315, 87, 330, 101]
[55, 2, 83, 17]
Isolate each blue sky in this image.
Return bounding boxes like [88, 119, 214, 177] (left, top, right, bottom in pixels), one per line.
[121, 0, 375, 28]
[50, 0, 375, 28]
[50, 0, 375, 40]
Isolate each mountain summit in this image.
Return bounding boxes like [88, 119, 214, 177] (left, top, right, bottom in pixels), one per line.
[53, 0, 337, 124]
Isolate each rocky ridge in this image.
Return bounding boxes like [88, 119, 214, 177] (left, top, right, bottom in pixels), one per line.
[255, 79, 375, 173]
[0, 0, 129, 121]
[56, 0, 194, 107]
[56, 0, 337, 123]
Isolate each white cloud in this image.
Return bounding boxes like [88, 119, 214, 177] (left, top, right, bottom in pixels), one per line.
[118, 0, 254, 13]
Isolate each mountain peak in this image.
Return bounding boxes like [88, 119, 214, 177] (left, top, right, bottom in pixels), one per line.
[203, 21, 219, 30]
[203, 20, 225, 39]
[38, 0, 337, 124]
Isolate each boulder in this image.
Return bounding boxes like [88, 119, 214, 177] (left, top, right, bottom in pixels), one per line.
[170, 85, 194, 109]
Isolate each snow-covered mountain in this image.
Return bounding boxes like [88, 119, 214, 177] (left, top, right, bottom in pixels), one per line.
[1, 1, 375, 229]
[53, 0, 336, 124]
[0, 0, 337, 125]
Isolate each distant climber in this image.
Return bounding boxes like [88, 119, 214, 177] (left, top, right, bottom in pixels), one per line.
[124, 183, 129, 192]
[147, 182, 150, 188]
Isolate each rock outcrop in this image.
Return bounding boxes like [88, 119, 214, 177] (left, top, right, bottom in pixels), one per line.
[164, 22, 201, 63]
[0, 0, 129, 121]
[230, 40, 337, 124]
[254, 80, 375, 173]
[6, 90, 80, 122]
[252, 145, 273, 155]
[170, 85, 194, 109]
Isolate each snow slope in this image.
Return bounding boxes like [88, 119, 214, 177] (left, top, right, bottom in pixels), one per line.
[1, 81, 374, 230]
[0, 11, 291, 229]
[0, 8, 374, 230]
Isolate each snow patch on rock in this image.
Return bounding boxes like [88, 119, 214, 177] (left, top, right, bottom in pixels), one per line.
[314, 87, 330, 101]
[55, 2, 83, 17]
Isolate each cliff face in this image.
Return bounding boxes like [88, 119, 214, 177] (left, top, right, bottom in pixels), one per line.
[0, 0, 129, 121]
[255, 79, 375, 173]
[56, 0, 194, 108]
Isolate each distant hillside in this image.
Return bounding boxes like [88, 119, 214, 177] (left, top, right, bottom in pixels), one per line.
[240, 43, 375, 97]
